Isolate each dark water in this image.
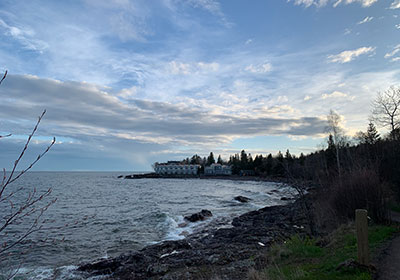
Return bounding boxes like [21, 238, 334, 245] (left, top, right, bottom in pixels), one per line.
[0, 172, 295, 279]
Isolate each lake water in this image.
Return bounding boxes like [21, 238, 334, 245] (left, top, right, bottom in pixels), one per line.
[0, 172, 295, 279]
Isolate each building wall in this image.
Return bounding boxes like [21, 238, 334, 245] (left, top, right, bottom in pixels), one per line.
[154, 164, 199, 175]
[204, 164, 232, 175]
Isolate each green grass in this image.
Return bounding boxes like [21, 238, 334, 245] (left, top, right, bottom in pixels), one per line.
[251, 224, 397, 280]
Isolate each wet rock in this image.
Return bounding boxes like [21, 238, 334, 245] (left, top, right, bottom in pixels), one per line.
[79, 198, 312, 280]
[178, 222, 188, 228]
[234, 196, 251, 203]
[280, 197, 291, 201]
[179, 231, 189, 237]
[184, 209, 213, 223]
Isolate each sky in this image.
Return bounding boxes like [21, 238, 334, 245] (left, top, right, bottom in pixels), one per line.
[0, 0, 399, 171]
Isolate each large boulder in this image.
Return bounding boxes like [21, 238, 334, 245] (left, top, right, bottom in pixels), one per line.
[184, 209, 212, 223]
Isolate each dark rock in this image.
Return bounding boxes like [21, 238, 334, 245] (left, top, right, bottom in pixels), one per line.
[280, 197, 291, 201]
[117, 175, 124, 178]
[234, 196, 251, 203]
[79, 197, 312, 280]
[184, 209, 213, 222]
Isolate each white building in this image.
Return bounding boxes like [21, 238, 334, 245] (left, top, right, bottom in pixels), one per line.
[154, 162, 200, 175]
[204, 163, 232, 176]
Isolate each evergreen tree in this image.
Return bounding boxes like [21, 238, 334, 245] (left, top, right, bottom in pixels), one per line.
[265, 153, 273, 175]
[326, 134, 338, 173]
[365, 122, 380, 145]
[299, 153, 305, 166]
[217, 155, 223, 164]
[206, 152, 215, 166]
[240, 150, 248, 170]
[273, 151, 285, 176]
[285, 149, 293, 162]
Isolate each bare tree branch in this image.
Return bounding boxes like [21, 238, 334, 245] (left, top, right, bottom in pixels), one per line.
[0, 70, 58, 278]
[0, 70, 7, 85]
[371, 86, 400, 137]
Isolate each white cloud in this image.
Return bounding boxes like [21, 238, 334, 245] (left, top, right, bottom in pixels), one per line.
[0, 19, 48, 52]
[289, 0, 377, 7]
[384, 45, 400, 62]
[186, 0, 232, 27]
[245, 39, 253, 45]
[245, 63, 272, 73]
[168, 61, 220, 75]
[304, 95, 311, 101]
[321, 90, 354, 100]
[289, 0, 329, 8]
[169, 61, 192, 75]
[357, 16, 373, 24]
[333, 0, 377, 7]
[396, 24, 400, 29]
[328, 47, 376, 63]
[390, 0, 400, 9]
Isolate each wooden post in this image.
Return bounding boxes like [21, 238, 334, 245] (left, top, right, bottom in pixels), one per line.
[355, 209, 369, 265]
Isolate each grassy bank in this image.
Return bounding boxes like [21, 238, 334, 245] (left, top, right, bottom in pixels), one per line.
[249, 224, 398, 280]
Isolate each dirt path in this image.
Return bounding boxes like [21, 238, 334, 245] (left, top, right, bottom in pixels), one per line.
[375, 211, 400, 280]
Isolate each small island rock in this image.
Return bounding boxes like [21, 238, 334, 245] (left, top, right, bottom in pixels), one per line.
[184, 209, 212, 223]
[234, 196, 251, 203]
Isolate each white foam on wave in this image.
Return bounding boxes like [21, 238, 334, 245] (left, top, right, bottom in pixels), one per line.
[163, 215, 194, 240]
[14, 265, 110, 280]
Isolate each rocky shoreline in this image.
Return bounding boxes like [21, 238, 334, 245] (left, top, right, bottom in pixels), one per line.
[78, 195, 311, 280]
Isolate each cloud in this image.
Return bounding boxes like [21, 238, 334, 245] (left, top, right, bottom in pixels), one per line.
[245, 63, 272, 73]
[288, 0, 377, 8]
[0, 75, 327, 146]
[390, 0, 400, 9]
[0, 18, 48, 52]
[328, 47, 376, 63]
[384, 45, 400, 62]
[186, 0, 233, 27]
[396, 24, 400, 29]
[321, 90, 355, 100]
[168, 61, 219, 75]
[357, 16, 373, 24]
[333, 0, 377, 7]
[288, 0, 329, 8]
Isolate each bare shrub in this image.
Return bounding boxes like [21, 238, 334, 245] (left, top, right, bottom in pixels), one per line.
[0, 71, 56, 278]
[329, 168, 389, 223]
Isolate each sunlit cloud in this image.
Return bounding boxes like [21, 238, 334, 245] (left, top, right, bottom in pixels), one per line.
[390, 0, 400, 9]
[357, 16, 373, 24]
[288, 0, 378, 7]
[384, 44, 400, 62]
[321, 91, 355, 100]
[333, 0, 378, 7]
[328, 47, 376, 63]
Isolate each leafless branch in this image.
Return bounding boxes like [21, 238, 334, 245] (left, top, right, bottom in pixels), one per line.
[0, 134, 11, 139]
[0, 110, 56, 198]
[0, 70, 58, 278]
[0, 70, 7, 85]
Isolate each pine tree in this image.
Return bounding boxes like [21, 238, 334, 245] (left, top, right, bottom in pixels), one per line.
[365, 122, 380, 145]
[285, 149, 293, 162]
[217, 155, 223, 164]
[206, 152, 215, 166]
